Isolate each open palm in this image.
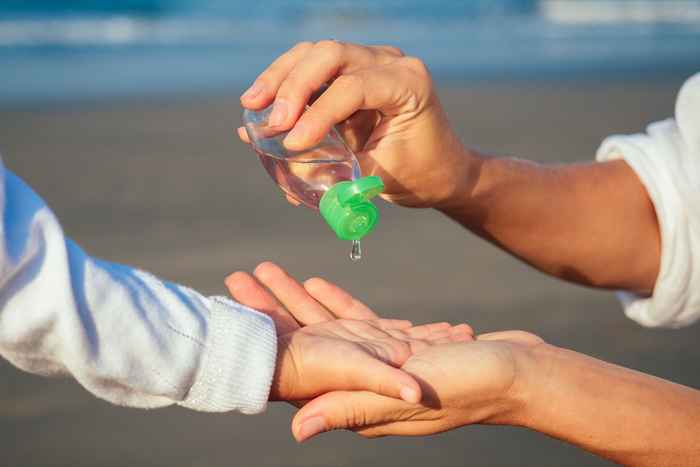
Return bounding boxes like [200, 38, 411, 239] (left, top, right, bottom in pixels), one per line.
[224, 261, 544, 441]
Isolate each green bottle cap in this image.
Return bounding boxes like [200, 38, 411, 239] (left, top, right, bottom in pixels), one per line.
[319, 176, 384, 241]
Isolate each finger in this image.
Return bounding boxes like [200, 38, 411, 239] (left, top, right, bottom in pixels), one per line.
[332, 319, 397, 342]
[331, 320, 413, 354]
[382, 330, 431, 354]
[413, 330, 454, 346]
[303, 277, 378, 320]
[292, 390, 407, 442]
[403, 322, 451, 339]
[224, 271, 299, 335]
[240, 41, 314, 109]
[360, 338, 415, 370]
[284, 58, 430, 150]
[267, 41, 380, 131]
[425, 336, 455, 346]
[285, 194, 302, 206]
[373, 44, 405, 57]
[353, 358, 421, 404]
[353, 418, 440, 439]
[381, 328, 409, 340]
[372, 318, 413, 331]
[449, 332, 474, 343]
[254, 262, 335, 325]
[450, 323, 475, 341]
[236, 126, 251, 143]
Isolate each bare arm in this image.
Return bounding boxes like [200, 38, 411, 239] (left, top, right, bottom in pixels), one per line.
[439, 151, 661, 294]
[226, 265, 700, 465]
[518, 342, 700, 466]
[240, 41, 662, 295]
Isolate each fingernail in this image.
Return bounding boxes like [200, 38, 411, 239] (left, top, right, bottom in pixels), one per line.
[400, 386, 420, 403]
[241, 81, 264, 100]
[283, 122, 307, 148]
[268, 100, 288, 127]
[297, 416, 326, 442]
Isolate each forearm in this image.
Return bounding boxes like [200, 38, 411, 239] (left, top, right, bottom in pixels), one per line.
[0, 163, 276, 413]
[438, 150, 660, 294]
[516, 344, 700, 466]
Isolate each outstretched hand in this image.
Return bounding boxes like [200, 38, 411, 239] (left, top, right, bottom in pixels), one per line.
[225, 262, 473, 405]
[225, 262, 543, 442]
[289, 330, 544, 441]
[228, 266, 700, 467]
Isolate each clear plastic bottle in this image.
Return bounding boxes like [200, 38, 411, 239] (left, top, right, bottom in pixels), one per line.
[242, 104, 384, 257]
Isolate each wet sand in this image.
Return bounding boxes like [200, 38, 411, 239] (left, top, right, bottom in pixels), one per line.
[0, 79, 697, 467]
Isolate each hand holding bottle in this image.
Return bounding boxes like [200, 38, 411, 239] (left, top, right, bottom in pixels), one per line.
[239, 41, 476, 209]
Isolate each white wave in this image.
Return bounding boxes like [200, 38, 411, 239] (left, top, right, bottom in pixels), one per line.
[540, 0, 700, 24]
[0, 17, 254, 46]
[1, 8, 699, 49]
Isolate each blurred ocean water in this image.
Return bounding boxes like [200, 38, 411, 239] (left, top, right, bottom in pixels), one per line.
[1, 0, 700, 104]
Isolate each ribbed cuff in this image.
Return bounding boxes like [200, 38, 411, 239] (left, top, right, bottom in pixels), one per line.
[179, 296, 277, 414]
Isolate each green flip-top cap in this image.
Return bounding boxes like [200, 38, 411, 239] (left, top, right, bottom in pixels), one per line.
[319, 176, 384, 241]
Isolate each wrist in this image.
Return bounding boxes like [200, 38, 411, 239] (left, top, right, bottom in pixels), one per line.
[503, 342, 560, 428]
[432, 145, 484, 213]
[484, 341, 558, 428]
[270, 333, 299, 401]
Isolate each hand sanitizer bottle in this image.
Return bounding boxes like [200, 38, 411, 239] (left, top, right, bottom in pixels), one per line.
[242, 104, 384, 261]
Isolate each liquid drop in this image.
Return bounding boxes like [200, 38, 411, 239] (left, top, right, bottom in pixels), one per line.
[350, 240, 362, 262]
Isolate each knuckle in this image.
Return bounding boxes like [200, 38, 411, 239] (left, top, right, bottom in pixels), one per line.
[402, 56, 431, 78]
[253, 73, 272, 88]
[399, 57, 433, 111]
[336, 294, 357, 313]
[278, 72, 311, 98]
[315, 39, 344, 56]
[277, 77, 314, 106]
[292, 41, 314, 53]
[377, 44, 404, 57]
[333, 73, 363, 92]
[253, 261, 278, 279]
[257, 67, 284, 87]
[346, 405, 368, 428]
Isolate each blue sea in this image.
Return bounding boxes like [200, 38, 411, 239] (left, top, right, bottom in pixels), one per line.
[2, 0, 700, 105]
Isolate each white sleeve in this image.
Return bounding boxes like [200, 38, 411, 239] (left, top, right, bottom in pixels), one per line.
[596, 73, 700, 329]
[0, 160, 276, 413]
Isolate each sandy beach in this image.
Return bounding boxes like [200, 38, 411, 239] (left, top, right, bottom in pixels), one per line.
[0, 80, 697, 467]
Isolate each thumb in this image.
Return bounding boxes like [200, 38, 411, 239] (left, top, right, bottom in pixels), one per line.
[225, 271, 299, 335]
[343, 355, 422, 404]
[292, 391, 405, 442]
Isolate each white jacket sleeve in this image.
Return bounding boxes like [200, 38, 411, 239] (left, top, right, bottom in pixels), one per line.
[596, 73, 700, 328]
[0, 159, 276, 413]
